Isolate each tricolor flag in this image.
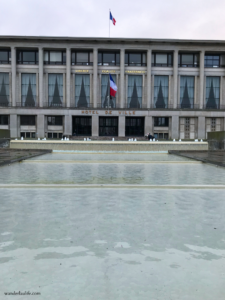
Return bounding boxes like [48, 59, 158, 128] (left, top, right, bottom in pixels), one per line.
[109, 74, 117, 97]
[110, 12, 116, 25]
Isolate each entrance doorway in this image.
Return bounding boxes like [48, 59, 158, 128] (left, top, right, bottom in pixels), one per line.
[72, 116, 92, 136]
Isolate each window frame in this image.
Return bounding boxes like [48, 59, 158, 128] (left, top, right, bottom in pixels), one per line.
[71, 51, 93, 66]
[178, 53, 199, 68]
[205, 54, 221, 68]
[125, 52, 147, 67]
[98, 51, 120, 66]
[20, 115, 36, 126]
[0, 49, 11, 64]
[44, 50, 66, 65]
[47, 116, 63, 126]
[152, 53, 173, 67]
[17, 50, 39, 65]
[0, 115, 9, 125]
[154, 117, 169, 127]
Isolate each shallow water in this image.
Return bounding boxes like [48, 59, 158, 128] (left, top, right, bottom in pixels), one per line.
[0, 152, 225, 300]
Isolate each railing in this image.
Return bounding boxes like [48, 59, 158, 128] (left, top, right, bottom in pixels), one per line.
[152, 63, 173, 67]
[98, 62, 120, 66]
[44, 61, 66, 65]
[0, 101, 11, 107]
[152, 104, 174, 109]
[203, 104, 225, 110]
[205, 64, 224, 68]
[125, 102, 147, 109]
[178, 64, 199, 68]
[97, 102, 120, 109]
[17, 61, 38, 65]
[0, 60, 10, 64]
[125, 63, 147, 67]
[71, 102, 94, 109]
[16, 101, 37, 108]
[177, 104, 200, 109]
[43, 102, 65, 108]
[72, 62, 93, 66]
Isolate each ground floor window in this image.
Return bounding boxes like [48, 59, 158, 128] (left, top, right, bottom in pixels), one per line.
[154, 132, 169, 140]
[72, 116, 91, 136]
[154, 117, 169, 127]
[125, 117, 144, 136]
[47, 132, 63, 139]
[99, 117, 118, 136]
[20, 115, 36, 125]
[47, 116, 63, 125]
[0, 115, 8, 125]
[20, 132, 36, 138]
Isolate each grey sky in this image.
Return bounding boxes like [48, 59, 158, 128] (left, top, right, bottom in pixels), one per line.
[1, 0, 224, 40]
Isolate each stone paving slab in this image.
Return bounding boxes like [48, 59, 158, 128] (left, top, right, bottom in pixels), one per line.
[169, 150, 225, 167]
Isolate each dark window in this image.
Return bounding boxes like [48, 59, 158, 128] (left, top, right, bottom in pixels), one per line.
[205, 55, 220, 67]
[47, 116, 63, 126]
[154, 76, 169, 108]
[20, 115, 36, 126]
[21, 74, 36, 107]
[0, 115, 8, 125]
[180, 76, 195, 109]
[125, 117, 144, 136]
[154, 117, 169, 127]
[17, 50, 38, 64]
[0, 50, 11, 64]
[179, 53, 199, 67]
[205, 77, 220, 109]
[73, 116, 92, 136]
[99, 117, 118, 136]
[98, 52, 120, 66]
[0, 73, 9, 106]
[71, 51, 93, 66]
[152, 53, 173, 67]
[125, 52, 146, 66]
[44, 51, 66, 65]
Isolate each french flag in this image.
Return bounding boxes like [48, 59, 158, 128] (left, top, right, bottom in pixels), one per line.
[110, 12, 116, 26]
[109, 74, 117, 97]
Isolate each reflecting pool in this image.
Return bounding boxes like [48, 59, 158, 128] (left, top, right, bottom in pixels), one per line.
[0, 152, 225, 300]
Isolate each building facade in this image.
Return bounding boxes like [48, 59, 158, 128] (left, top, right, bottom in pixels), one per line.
[0, 36, 225, 139]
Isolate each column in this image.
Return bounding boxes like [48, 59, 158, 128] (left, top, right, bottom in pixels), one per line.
[64, 115, 72, 136]
[199, 50, 205, 109]
[93, 48, 98, 108]
[92, 115, 99, 136]
[171, 115, 179, 139]
[145, 116, 153, 135]
[118, 115, 125, 137]
[198, 116, 206, 139]
[10, 114, 17, 138]
[11, 47, 16, 107]
[37, 115, 45, 138]
[173, 50, 178, 109]
[66, 48, 71, 108]
[147, 49, 152, 109]
[39, 47, 43, 107]
[120, 49, 125, 108]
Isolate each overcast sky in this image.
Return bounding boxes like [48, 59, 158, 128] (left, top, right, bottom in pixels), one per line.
[1, 0, 225, 40]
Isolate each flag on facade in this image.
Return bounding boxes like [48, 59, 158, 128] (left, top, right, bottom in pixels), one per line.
[110, 12, 116, 25]
[109, 74, 117, 97]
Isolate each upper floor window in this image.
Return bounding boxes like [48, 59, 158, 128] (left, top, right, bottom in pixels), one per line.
[98, 52, 120, 66]
[17, 50, 38, 65]
[44, 51, 66, 65]
[154, 117, 169, 127]
[0, 115, 8, 125]
[71, 52, 93, 66]
[179, 53, 199, 67]
[20, 115, 36, 126]
[125, 52, 146, 66]
[152, 53, 173, 67]
[0, 50, 11, 64]
[205, 55, 220, 68]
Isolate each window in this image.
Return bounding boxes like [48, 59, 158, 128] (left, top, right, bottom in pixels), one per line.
[98, 52, 120, 66]
[125, 52, 146, 66]
[205, 55, 220, 68]
[211, 118, 216, 131]
[180, 76, 194, 109]
[71, 51, 93, 65]
[20, 132, 36, 138]
[0, 73, 9, 106]
[154, 76, 168, 108]
[154, 117, 169, 127]
[152, 53, 173, 67]
[125, 117, 144, 136]
[99, 117, 118, 136]
[179, 53, 199, 67]
[101, 74, 116, 108]
[20, 115, 36, 126]
[47, 132, 62, 139]
[44, 51, 66, 65]
[0, 50, 11, 64]
[185, 118, 190, 139]
[21, 74, 36, 107]
[127, 75, 142, 108]
[72, 116, 92, 136]
[48, 74, 63, 107]
[75, 75, 90, 108]
[47, 116, 63, 126]
[0, 115, 8, 125]
[17, 50, 38, 64]
[205, 77, 220, 109]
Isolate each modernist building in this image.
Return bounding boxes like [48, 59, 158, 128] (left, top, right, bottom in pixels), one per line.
[0, 35, 225, 139]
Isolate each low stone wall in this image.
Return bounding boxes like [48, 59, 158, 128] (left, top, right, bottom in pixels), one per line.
[0, 139, 10, 148]
[208, 131, 225, 150]
[10, 140, 208, 152]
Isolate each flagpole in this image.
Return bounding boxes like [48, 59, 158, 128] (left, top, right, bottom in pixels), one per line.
[109, 9, 110, 38]
[108, 73, 110, 108]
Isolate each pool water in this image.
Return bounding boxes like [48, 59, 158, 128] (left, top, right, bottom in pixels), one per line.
[0, 153, 225, 300]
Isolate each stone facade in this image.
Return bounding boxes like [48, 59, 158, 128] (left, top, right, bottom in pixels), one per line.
[0, 36, 225, 139]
